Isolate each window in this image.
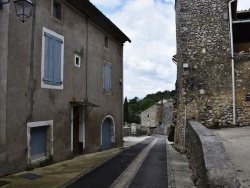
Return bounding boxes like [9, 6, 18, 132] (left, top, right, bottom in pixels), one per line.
[27, 120, 53, 164]
[104, 36, 109, 48]
[158, 122, 163, 128]
[75, 54, 81, 67]
[104, 62, 111, 93]
[41, 27, 64, 89]
[52, 0, 62, 20]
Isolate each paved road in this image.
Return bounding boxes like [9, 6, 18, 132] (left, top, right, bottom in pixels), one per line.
[68, 135, 168, 188]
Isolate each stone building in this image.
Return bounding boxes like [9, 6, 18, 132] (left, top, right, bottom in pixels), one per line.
[175, 0, 250, 151]
[140, 100, 173, 135]
[0, 0, 130, 176]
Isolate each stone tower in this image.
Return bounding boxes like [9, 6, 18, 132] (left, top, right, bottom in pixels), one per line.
[174, 0, 238, 151]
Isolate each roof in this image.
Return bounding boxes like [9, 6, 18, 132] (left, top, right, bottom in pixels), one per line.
[67, 0, 131, 44]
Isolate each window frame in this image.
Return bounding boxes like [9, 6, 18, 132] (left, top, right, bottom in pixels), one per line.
[41, 27, 64, 90]
[51, 0, 63, 22]
[103, 61, 111, 93]
[74, 54, 81, 68]
[27, 120, 53, 164]
[104, 36, 109, 49]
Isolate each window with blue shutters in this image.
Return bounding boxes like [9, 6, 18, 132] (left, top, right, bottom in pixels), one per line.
[104, 62, 111, 93]
[41, 27, 64, 89]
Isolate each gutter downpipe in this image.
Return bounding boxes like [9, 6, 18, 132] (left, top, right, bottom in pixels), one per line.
[229, 0, 236, 125]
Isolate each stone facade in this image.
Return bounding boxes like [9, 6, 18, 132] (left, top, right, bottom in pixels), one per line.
[175, 0, 250, 151]
[140, 100, 173, 135]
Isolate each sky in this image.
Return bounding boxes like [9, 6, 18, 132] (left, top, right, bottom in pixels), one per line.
[90, 0, 250, 100]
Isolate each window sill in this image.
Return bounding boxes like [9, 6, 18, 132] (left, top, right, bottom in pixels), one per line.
[103, 91, 113, 95]
[31, 155, 46, 164]
[41, 83, 63, 90]
[104, 47, 110, 51]
[51, 16, 63, 25]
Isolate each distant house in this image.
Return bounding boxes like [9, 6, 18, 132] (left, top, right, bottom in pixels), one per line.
[0, 0, 130, 176]
[140, 100, 173, 135]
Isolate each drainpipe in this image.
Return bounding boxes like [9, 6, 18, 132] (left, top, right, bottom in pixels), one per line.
[86, 17, 89, 102]
[229, 0, 236, 125]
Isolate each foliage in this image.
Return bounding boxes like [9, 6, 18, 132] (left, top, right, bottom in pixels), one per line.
[140, 99, 155, 112]
[124, 90, 176, 124]
[123, 97, 129, 123]
[168, 124, 175, 142]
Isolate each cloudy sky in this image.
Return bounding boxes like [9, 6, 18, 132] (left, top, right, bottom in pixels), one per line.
[90, 0, 250, 100]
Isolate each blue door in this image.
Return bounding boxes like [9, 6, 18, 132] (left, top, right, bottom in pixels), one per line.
[30, 126, 47, 157]
[102, 119, 112, 150]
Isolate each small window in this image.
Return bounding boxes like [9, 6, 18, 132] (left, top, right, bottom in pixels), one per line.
[53, 0, 62, 20]
[104, 36, 109, 48]
[75, 54, 81, 67]
[158, 122, 163, 128]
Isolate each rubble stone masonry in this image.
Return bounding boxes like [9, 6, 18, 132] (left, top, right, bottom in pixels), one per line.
[175, 0, 250, 151]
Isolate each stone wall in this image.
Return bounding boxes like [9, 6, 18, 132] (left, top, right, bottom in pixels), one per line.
[140, 100, 173, 135]
[187, 121, 235, 187]
[140, 103, 161, 128]
[174, 0, 250, 151]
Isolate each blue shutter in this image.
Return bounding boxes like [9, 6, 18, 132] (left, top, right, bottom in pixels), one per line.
[104, 64, 107, 91]
[43, 32, 63, 86]
[108, 65, 111, 92]
[104, 63, 111, 92]
[53, 37, 63, 85]
[43, 33, 54, 84]
[30, 126, 46, 156]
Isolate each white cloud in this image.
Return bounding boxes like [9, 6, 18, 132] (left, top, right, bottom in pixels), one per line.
[90, 0, 177, 99]
[237, 0, 250, 10]
[90, 0, 123, 10]
[89, 0, 250, 100]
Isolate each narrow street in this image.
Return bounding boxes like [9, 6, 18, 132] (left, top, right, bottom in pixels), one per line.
[68, 135, 168, 188]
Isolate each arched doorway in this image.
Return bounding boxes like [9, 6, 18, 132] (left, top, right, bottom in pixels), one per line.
[101, 118, 113, 150]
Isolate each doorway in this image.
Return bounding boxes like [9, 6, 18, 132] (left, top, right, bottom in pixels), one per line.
[73, 106, 84, 155]
[101, 118, 112, 150]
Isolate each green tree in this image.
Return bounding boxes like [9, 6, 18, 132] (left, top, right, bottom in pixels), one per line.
[140, 99, 155, 111]
[123, 97, 129, 123]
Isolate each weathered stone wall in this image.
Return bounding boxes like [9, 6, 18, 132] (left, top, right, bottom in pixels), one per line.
[174, 0, 250, 151]
[140, 103, 162, 128]
[187, 121, 235, 187]
[140, 100, 173, 135]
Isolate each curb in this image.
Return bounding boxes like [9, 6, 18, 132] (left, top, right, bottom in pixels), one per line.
[166, 140, 176, 188]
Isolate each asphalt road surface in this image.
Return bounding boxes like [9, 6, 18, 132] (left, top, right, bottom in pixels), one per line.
[68, 135, 168, 188]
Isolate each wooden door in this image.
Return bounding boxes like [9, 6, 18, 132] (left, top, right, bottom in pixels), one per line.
[102, 119, 112, 150]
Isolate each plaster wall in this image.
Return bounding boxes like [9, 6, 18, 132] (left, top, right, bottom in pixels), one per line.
[0, 2, 9, 175]
[1, 0, 124, 176]
[85, 21, 124, 152]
